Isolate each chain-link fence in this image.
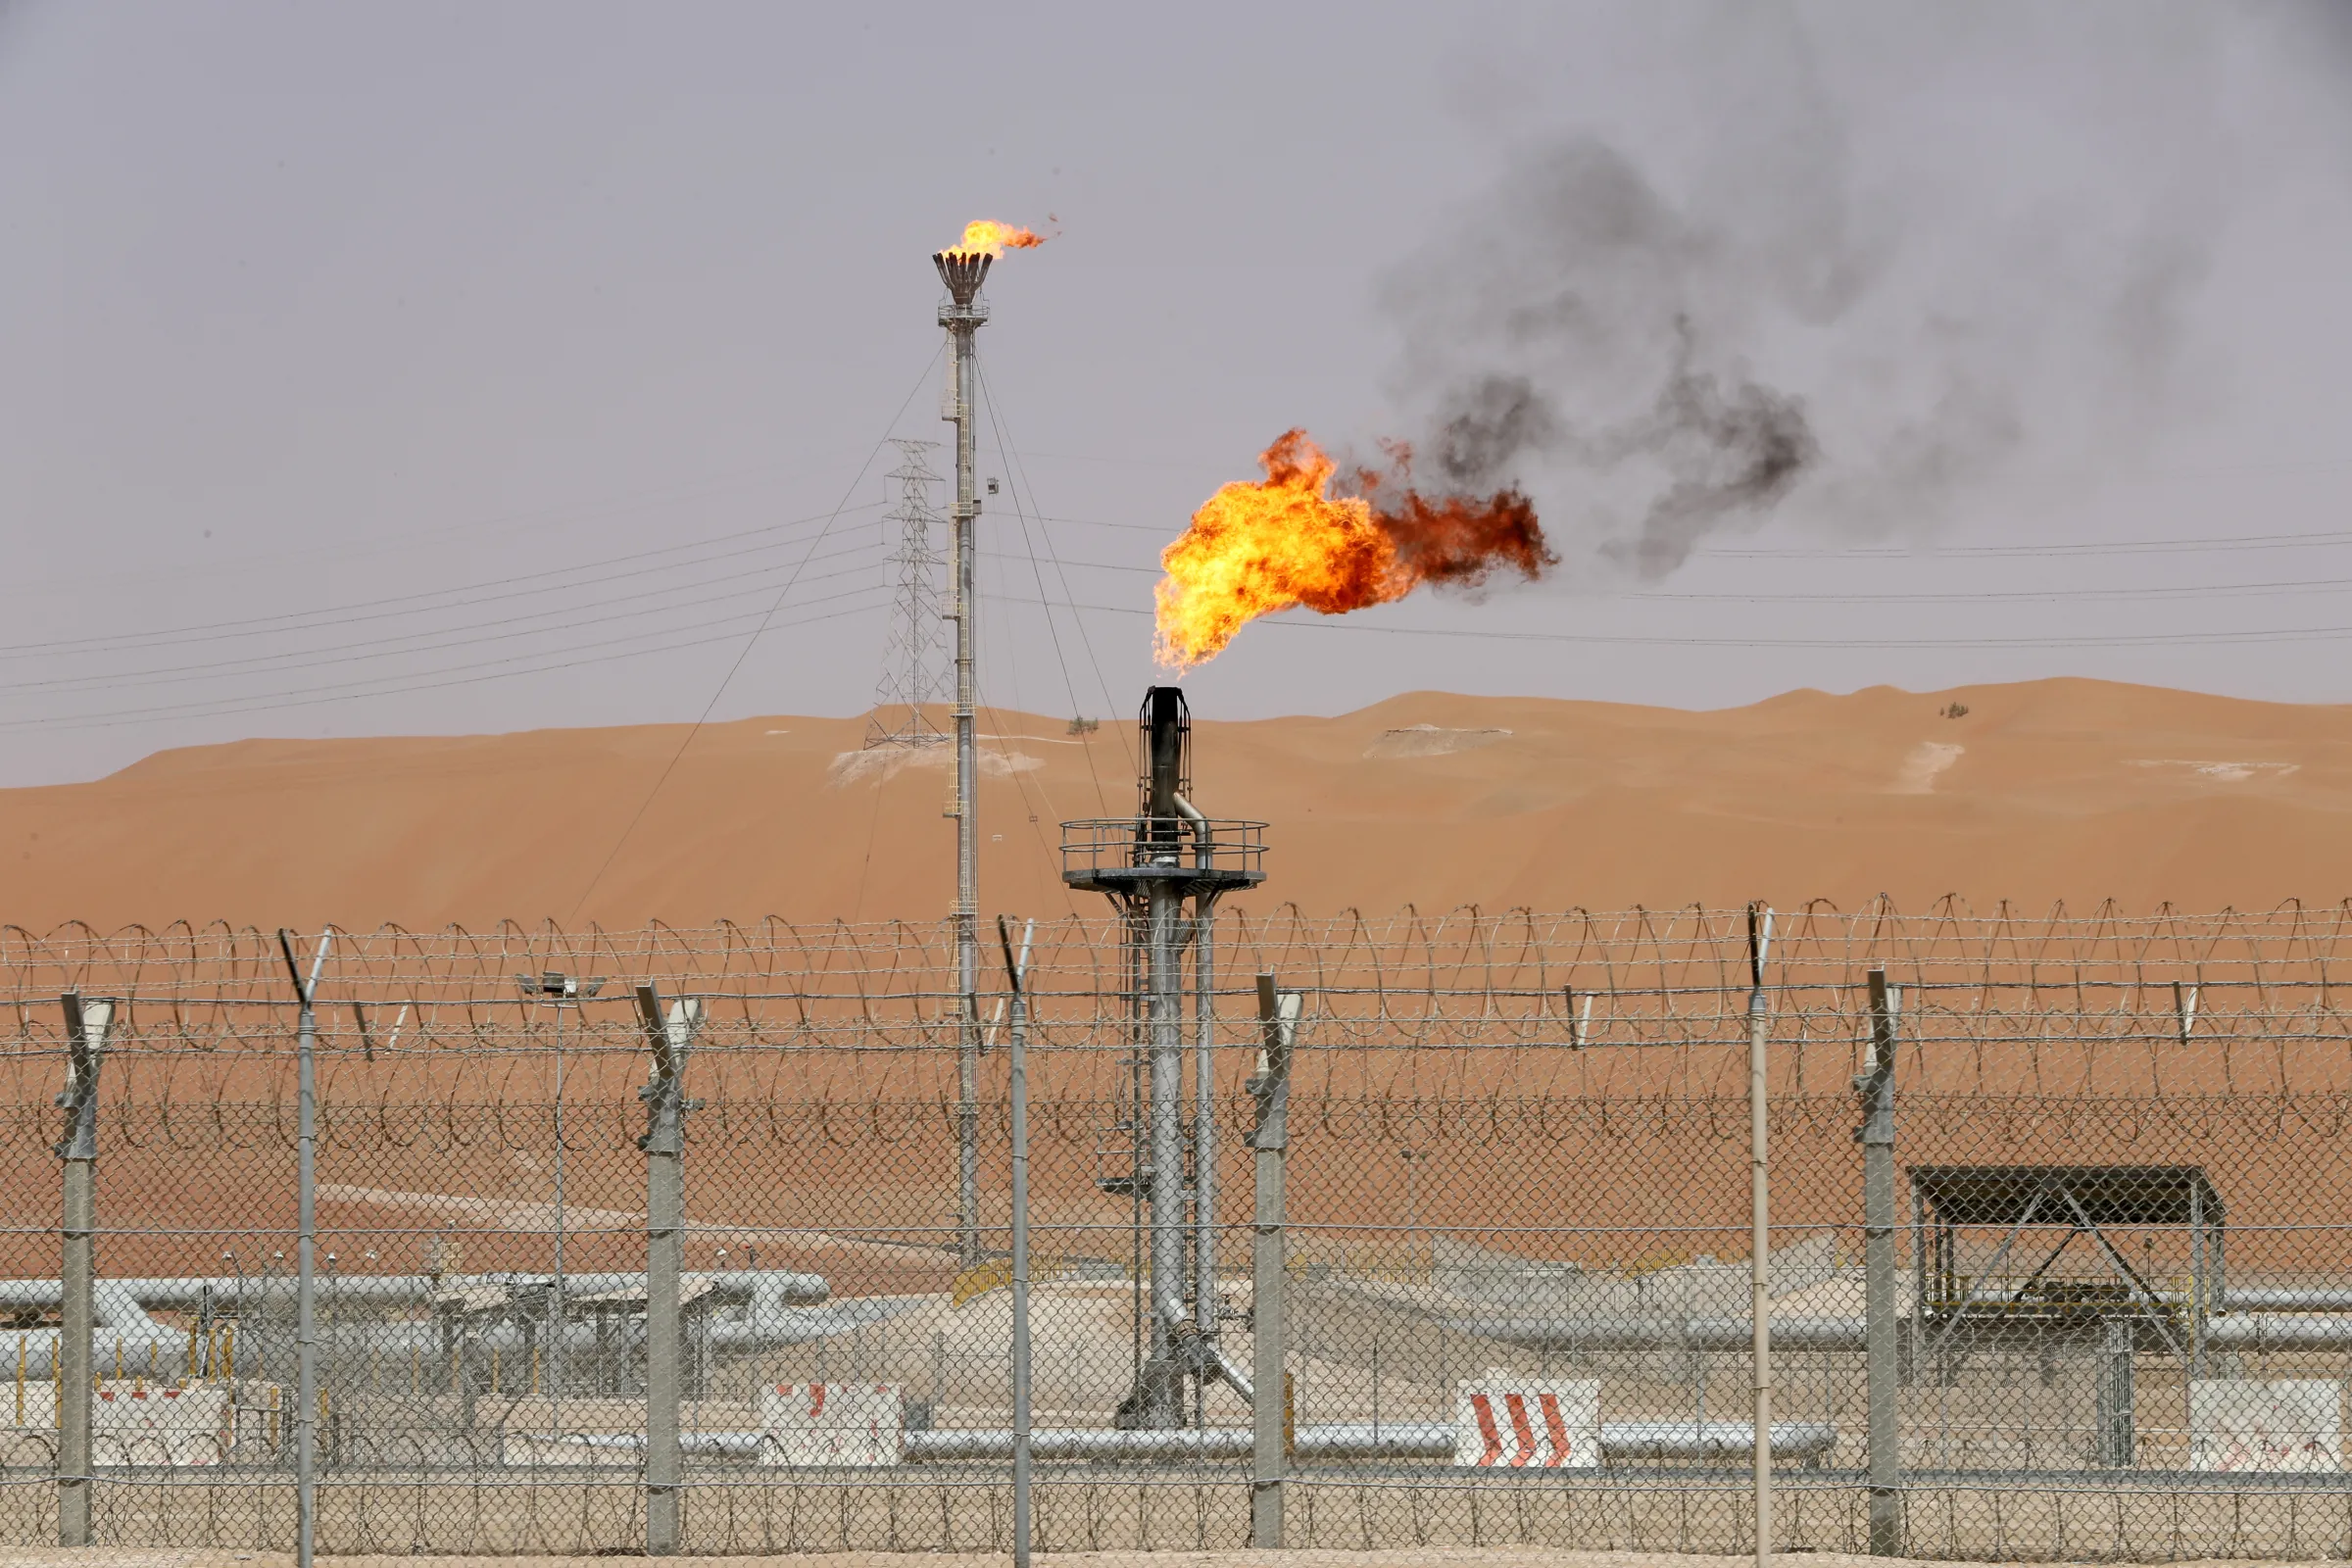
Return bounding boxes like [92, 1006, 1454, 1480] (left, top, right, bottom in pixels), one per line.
[5, 904, 2352, 1557]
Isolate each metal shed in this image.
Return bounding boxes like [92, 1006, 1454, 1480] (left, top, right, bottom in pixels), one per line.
[1909, 1163, 2223, 1372]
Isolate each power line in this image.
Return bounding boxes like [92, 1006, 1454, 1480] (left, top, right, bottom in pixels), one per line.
[0, 503, 884, 662]
[971, 357, 1134, 778]
[0, 441, 910, 605]
[1023, 511, 2352, 560]
[0, 591, 890, 734]
[983, 551, 2352, 606]
[564, 346, 948, 919]
[1695, 526, 2352, 561]
[972, 354, 1115, 812]
[10, 544, 883, 696]
[992, 592, 2352, 651]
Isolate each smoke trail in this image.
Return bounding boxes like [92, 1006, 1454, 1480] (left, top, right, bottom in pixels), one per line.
[1367, 4, 2347, 579]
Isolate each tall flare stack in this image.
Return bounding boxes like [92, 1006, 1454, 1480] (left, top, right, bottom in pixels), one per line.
[1062, 688, 1267, 1428]
[934, 246, 991, 1266]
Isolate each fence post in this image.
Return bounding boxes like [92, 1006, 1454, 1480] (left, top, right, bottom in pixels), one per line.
[54, 990, 112, 1549]
[1746, 904, 1774, 1568]
[1249, 973, 1298, 1550]
[1859, 969, 1901, 1555]
[999, 917, 1035, 1568]
[636, 983, 703, 1556]
[277, 929, 330, 1568]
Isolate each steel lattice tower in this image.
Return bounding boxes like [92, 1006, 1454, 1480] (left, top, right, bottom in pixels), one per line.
[862, 438, 952, 750]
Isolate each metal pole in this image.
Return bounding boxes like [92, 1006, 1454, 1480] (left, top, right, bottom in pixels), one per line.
[1000, 918, 1035, 1568]
[1250, 974, 1298, 1549]
[2098, 1320, 2135, 1467]
[942, 259, 987, 1268]
[275, 931, 330, 1568]
[1146, 881, 1186, 1425]
[1194, 898, 1218, 1344]
[552, 996, 565, 1406]
[54, 991, 110, 1549]
[2189, 1178, 2206, 1379]
[1746, 905, 1773, 1568]
[636, 983, 702, 1556]
[1860, 969, 1900, 1555]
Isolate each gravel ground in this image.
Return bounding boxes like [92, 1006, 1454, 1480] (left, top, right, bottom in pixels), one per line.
[2, 1551, 2349, 1568]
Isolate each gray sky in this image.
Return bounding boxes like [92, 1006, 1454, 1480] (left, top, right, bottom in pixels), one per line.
[2, 1, 2349, 787]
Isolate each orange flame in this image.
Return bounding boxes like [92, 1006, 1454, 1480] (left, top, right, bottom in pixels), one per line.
[943, 220, 1048, 259]
[1153, 430, 1553, 671]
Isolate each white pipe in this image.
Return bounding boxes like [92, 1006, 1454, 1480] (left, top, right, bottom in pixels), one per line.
[1455, 1316, 1873, 1353]
[1466, 1311, 2352, 1355]
[2207, 1314, 2352, 1350]
[900, 1420, 1838, 1464]
[2222, 1288, 2352, 1313]
[0, 1268, 827, 1314]
[1156, 1293, 1251, 1401]
[0, 1282, 896, 1380]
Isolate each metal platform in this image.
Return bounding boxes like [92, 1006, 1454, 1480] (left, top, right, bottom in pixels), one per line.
[1058, 817, 1267, 898]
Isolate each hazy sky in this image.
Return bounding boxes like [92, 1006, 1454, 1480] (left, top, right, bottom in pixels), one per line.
[3, 1, 2349, 787]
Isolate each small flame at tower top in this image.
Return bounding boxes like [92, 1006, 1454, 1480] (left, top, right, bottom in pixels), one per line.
[942, 220, 1049, 260]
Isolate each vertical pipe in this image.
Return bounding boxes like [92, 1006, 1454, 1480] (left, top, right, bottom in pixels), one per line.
[1861, 970, 1901, 1556]
[1127, 920, 1145, 1395]
[1746, 903, 1772, 1568]
[1002, 919, 1034, 1568]
[1146, 882, 1185, 1425]
[1250, 974, 1295, 1550]
[1194, 897, 1217, 1343]
[948, 288, 983, 1268]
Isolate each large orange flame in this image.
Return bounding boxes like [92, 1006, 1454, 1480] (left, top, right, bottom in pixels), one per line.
[943, 220, 1048, 259]
[1153, 430, 1553, 670]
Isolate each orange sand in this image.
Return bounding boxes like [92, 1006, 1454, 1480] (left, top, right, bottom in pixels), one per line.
[3, 677, 2348, 930]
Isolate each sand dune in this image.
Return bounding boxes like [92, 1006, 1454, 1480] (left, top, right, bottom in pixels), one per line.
[3, 677, 2349, 930]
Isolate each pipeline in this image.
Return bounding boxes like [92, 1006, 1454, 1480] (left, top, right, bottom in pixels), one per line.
[1460, 1311, 2352, 1355]
[0, 1271, 869, 1380]
[2206, 1314, 2352, 1350]
[0, 1268, 827, 1315]
[516, 1430, 768, 1461]
[2221, 1288, 2352, 1313]
[1452, 1316, 1873, 1353]
[1159, 1299, 1251, 1401]
[901, 1419, 1837, 1464]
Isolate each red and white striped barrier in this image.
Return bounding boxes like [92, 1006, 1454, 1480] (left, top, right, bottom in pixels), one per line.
[95, 1382, 231, 1466]
[1453, 1376, 1599, 1468]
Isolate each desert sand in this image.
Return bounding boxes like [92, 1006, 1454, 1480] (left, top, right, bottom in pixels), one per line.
[2, 678, 2347, 931]
[7, 677, 2351, 930]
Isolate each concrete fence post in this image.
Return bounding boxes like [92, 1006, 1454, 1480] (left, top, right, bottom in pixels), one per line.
[277, 929, 330, 1568]
[1000, 917, 1035, 1568]
[54, 991, 112, 1549]
[1746, 905, 1774, 1568]
[1249, 973, 1299, 1549]
[636, 984, 704, 1557]
[1859, 968, 1901, 1555]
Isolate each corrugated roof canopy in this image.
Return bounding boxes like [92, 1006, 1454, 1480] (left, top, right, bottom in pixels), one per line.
[1909, 1164, 2223, 1228]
